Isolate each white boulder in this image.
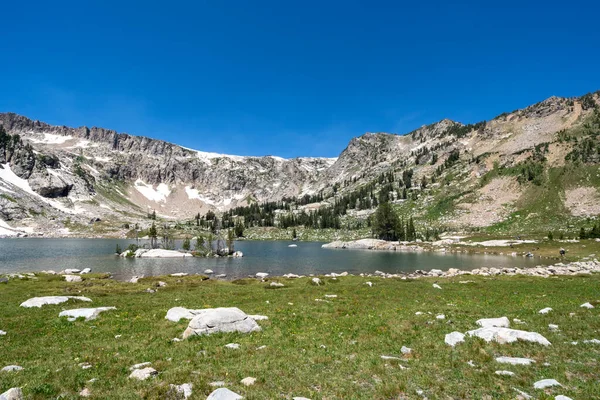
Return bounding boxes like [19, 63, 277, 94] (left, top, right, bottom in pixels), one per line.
[495, 356, 535, 365]
[533, 379, 561, 389]
[0, 388, 23, 400]
[445, 331, 465, 347]
[555, 396, 573, 400]
[80, 268, 91, 274]
[204, 269, 214, 274]
[432, 284, 442, 289]
[580, 302, 594, 309]
[0, 330, 6, 336]
[182, 307, 261, 338]
[140, 249, 193, 258]
[63, 275, 82, 282]
[20, 296, 92, 308]
[495, 370, 515, 376]
[169, 383, 193, 399]
[59, 307, 116, 321]
[240, 377, 256, 386]
[476, 317, 510, 328]
[1, 365, 23, 372]
[255, 272, 269, 279]
[129, 367, 157, 380]
[225, 343, 240, 349]
[539, 307, 553, 314]
[466, 327, 551, 346]
[206, 388, 243, 400]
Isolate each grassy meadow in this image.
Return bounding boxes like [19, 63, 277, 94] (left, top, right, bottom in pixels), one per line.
[1, 273, 599, 399]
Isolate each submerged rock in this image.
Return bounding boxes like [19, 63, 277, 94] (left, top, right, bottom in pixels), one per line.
[20, 296, 92, 308]
[59, 307, 116, 321]
[182, 307, 261, 338]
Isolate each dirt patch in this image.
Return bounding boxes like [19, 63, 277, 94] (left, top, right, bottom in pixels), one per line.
[452, 177, 523, 227]
[564, 187, 600, 217]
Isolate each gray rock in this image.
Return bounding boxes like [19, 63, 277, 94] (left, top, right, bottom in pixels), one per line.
[533, 379, 561, 389]
[59, 307, 116, 321]
[0, 330, 6, 336]
[1, 365, 23, 372]
[169, 383, 193, 399]
[182, 307, 261, 338]
[63, 274, 82, 282]
[538, 307, 553, 314]
[466, 327, 551, 346]
[445, 331, 465, 347]
[240, 377, 256, 386]
[20, 296, 92, 308]
[129, 367, 157, 380]
[476, 317, 510, 328]
[206, 388, 243, 400]
[495, 370, 515, 376]
[495, 356, 535, 365]
[0, 388, 23, 400]
[255, 272, 269, 279]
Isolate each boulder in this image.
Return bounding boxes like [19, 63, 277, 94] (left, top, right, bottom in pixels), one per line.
[0, 388, 23, 400]
[169, 383, 193, 399]
[580, 302, 594, 309]
[28, 171, 72, 197]
[255, 272, 269, 279]
[182, 307, 261, 338]
[63, 275, 82, 282]
[432, 284, 442, 289]
[533, 379, 561, 389]
[445, 331, 465, 347]
[495, 357, 535, 365]
[204, 269, 214, 274]
[232, 251, 243, 257]
[225, 343, 240, 349]
[0, 330, 6, 336]
[539, 307, 553, 314]
[80, 268, 91, 274]
[240, 377, 256, 386]
[64, 269, 81, 274]
[139, 249, 193, 258]
[555, 396, 573, 400]
[206, 388, 243, 400]
[129, 367, 157, 380]
[1, 365, 23, 372]
[59, 307, 116, 321]
[269, 282, 284, 287]
[476, 317, 510, 328]
[495, 370, 515, 376]
[466, 327, 551, 346]
[20, 296, 92, 308]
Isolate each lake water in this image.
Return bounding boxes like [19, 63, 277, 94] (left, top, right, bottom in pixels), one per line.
[0, 239, 547, 280]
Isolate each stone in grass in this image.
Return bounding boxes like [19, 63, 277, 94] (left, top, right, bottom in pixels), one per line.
[555, 396, 573, 400]
[206, 388, 243, 400]
[182, 307, 261, 338]
[240, 377, 256, 386]
[63, 275, 82, 282]
[0, 330, 6, 336]
[225, 343, 240, 349]
[0, 388, 23, 400]
[445, 331, 465, 347]
[538, 307, 553, 314]
[548, 324, 559, 331]
[129, 367, 157, 380]
[209, 381, 225, 387]
[293, 398, 311, 400]
[129, 362, 151, 370]
[168, 383, 193, 399]
[476, 317, 510, 328]
[466, 327, 551, 346]
[432, 284, 442, 289]
[1, 365, 23, 372]
[495, 357, 535, 366]
[436, 314, 445, 320]
[533, 379, 562, 389]
[495, 370, 515, 376]
[580, 302, 594, 309]
[365, 281, 373, 287]
[401, 346, 412, 354]
[20, 296, 92, 308]
[513, 388, 532, 399]
[269, 282, 284, 287]
[59, 307, 116, 322]
[79, 388, 91, 397]
[311, 277, 322, 285]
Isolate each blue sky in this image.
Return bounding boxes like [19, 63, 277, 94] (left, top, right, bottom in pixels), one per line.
[1, 1, 599, 158]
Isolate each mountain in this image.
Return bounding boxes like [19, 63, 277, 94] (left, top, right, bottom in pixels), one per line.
[0, 90, 599, 238]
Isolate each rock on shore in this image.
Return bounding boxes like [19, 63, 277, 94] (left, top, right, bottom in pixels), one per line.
[322, 239, 423, 252]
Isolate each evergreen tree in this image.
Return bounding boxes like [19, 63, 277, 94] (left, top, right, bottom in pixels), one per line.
[227, 229, 235, 254]
[292, 227, 297, 239]
[182, 237, 191, 251]
[372, 201, 400, 241]
[234, 221, 245, 237]
[547, 231, 553, 241]
[149, 222, 158, 248]
[195, 236, 205, 251]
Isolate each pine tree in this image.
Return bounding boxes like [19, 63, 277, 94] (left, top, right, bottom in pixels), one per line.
[182, 237, 191, 251]
[149, 222, 158, 248]
[372, 201, 400, 241]
[227, 229, 235, 254]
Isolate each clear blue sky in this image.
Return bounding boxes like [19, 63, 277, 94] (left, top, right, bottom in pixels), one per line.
[1, 1, 599, 158]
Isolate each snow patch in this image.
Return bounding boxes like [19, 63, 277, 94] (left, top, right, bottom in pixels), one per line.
[27, 133, 73, 144]
[134, 179, 171, 203]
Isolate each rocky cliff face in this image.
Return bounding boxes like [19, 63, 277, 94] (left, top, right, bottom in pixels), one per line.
[0, 90, 598, 237]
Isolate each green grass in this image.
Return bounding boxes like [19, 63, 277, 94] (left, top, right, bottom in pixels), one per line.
[1, 274, 600, 399]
